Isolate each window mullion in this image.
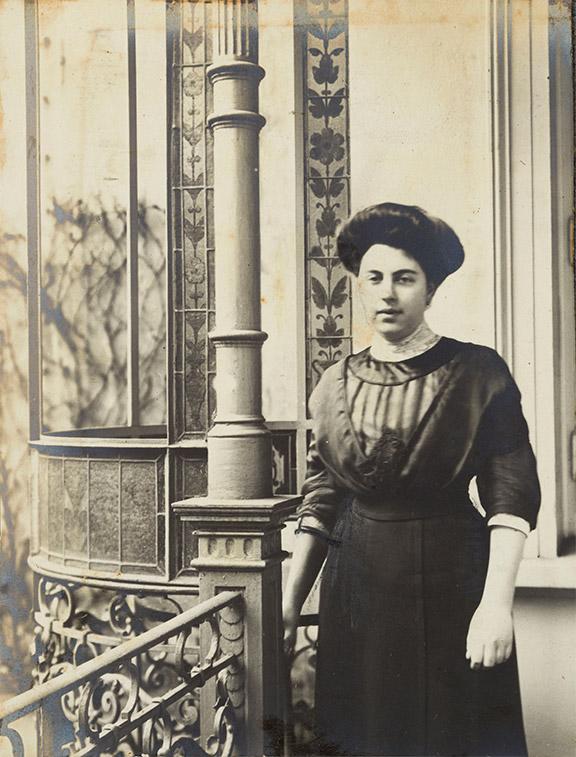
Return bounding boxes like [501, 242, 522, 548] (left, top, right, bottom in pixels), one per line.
[126, 0, 140, 428]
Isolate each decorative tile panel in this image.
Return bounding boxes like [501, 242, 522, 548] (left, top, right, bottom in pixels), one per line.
[170, 0, 216, 439]
[302, 0, 352, 399]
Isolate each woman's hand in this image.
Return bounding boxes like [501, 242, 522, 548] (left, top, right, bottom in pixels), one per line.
[466, 601, 514, 669]
[282, 529, 328, 660]
[465, 526, 525, 670]
[282, 603, 299, 659]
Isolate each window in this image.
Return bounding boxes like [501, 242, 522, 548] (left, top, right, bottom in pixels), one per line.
[29, 0, 167, 438]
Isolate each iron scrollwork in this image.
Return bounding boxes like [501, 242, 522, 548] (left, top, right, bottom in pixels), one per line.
[20, 580, 245, 757]
[290, 622, 319, 752]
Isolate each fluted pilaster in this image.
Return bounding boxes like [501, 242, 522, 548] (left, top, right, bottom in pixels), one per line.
[213, 0, 259, 63]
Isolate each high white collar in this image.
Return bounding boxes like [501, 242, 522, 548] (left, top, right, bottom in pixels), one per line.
[369, 322, 441, 363]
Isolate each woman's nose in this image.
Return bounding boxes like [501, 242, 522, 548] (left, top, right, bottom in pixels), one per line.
[379, 279, 396, 300]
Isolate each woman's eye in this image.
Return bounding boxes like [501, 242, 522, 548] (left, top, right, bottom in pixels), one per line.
[398, 276, 415, 284]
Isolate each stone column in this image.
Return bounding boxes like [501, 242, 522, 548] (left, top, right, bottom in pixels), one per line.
[206, 0, 270, 499]
[173, 2, 300, 754]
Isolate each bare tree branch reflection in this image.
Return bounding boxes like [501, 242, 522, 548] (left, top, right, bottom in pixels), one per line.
[41, 198, 166, 431]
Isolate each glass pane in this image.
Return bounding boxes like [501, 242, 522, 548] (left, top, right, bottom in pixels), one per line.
[38, 0, 129, 431]
[271, 431, 298, 495]
[135, 1, 168, 426]
[47, 458, 64, 555]
[138, 204, 167, 426]
[63, 459, 89, 557]
[120, 460, 158, 565]
[89, 460, 120, 563]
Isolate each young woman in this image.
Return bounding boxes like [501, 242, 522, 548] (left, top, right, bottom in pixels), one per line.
[283, 203, 540, 756]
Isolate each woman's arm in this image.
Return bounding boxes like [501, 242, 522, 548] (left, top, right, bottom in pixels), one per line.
[282, 532, 328, 657]
[466, 526, 526, 669]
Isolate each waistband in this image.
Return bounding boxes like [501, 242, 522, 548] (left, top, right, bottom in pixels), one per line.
[351, 491, 471, 521]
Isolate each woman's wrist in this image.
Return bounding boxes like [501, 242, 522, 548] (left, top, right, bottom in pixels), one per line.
[282, 596, 301, 620]
[478, 594, 514, 611]
[480, 526, 525, 610]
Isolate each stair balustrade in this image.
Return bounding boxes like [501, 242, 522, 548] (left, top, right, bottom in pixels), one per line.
[0, 591, 243, 757]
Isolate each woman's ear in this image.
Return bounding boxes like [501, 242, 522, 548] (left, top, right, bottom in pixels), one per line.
[426, 284, 436, 308]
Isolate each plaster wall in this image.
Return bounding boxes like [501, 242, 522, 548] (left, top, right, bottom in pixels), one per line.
[260, 0, 302, 422]
[348, 0, 495, 349]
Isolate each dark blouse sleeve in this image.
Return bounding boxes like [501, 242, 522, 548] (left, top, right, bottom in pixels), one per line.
[475, 381, 541, 530]
[296, 431, 347, 535]
[296, 372, 347, 535]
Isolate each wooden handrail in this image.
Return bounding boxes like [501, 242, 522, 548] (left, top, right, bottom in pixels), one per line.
[0, 590, 241, 725]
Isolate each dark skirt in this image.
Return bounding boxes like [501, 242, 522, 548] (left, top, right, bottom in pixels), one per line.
[314, 502, 528, 757]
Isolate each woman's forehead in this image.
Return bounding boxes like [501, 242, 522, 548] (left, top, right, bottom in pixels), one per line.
[359, 244, 423, 273]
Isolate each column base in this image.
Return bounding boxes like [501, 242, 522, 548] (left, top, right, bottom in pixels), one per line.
[206, 427, 274, 499]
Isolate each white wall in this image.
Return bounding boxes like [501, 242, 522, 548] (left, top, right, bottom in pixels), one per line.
[259, 0, 303, 423]
[515, 593, 576, 757]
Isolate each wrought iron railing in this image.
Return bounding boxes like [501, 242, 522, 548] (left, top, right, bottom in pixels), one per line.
[0, 591, 243, 757]
[286, 614, 319, 756]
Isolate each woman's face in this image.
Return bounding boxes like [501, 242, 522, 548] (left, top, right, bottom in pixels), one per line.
[357, 245, 432, 342]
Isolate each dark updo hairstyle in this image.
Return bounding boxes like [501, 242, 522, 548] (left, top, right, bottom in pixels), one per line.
[336, 202, 465, 287]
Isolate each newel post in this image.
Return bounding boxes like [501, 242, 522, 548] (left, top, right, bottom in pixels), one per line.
[172, 1, 300, 754]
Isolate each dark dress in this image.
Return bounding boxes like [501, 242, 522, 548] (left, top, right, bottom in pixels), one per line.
[297, 338, 540, 757]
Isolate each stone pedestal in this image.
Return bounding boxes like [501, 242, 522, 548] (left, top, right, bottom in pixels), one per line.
[173, 496, 298, 755]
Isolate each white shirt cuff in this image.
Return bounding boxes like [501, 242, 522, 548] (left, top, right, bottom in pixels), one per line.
[300, 512, 530, 537]
[486, 513, 531, 536]
[296, 514, 330, 537]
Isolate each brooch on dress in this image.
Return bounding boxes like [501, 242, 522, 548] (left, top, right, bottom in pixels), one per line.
[357, 427, 408, 491]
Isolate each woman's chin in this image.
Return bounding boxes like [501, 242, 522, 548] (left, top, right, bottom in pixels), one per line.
[374, 326, 411, 342]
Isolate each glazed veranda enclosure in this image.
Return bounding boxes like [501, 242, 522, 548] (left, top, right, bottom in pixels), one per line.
[0, 1, 574, 756]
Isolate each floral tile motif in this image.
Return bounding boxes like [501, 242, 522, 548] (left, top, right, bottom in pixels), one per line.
[303, 0, 352, 398]
[170, 0, 352, 421]
[170, 0, 216, 439]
